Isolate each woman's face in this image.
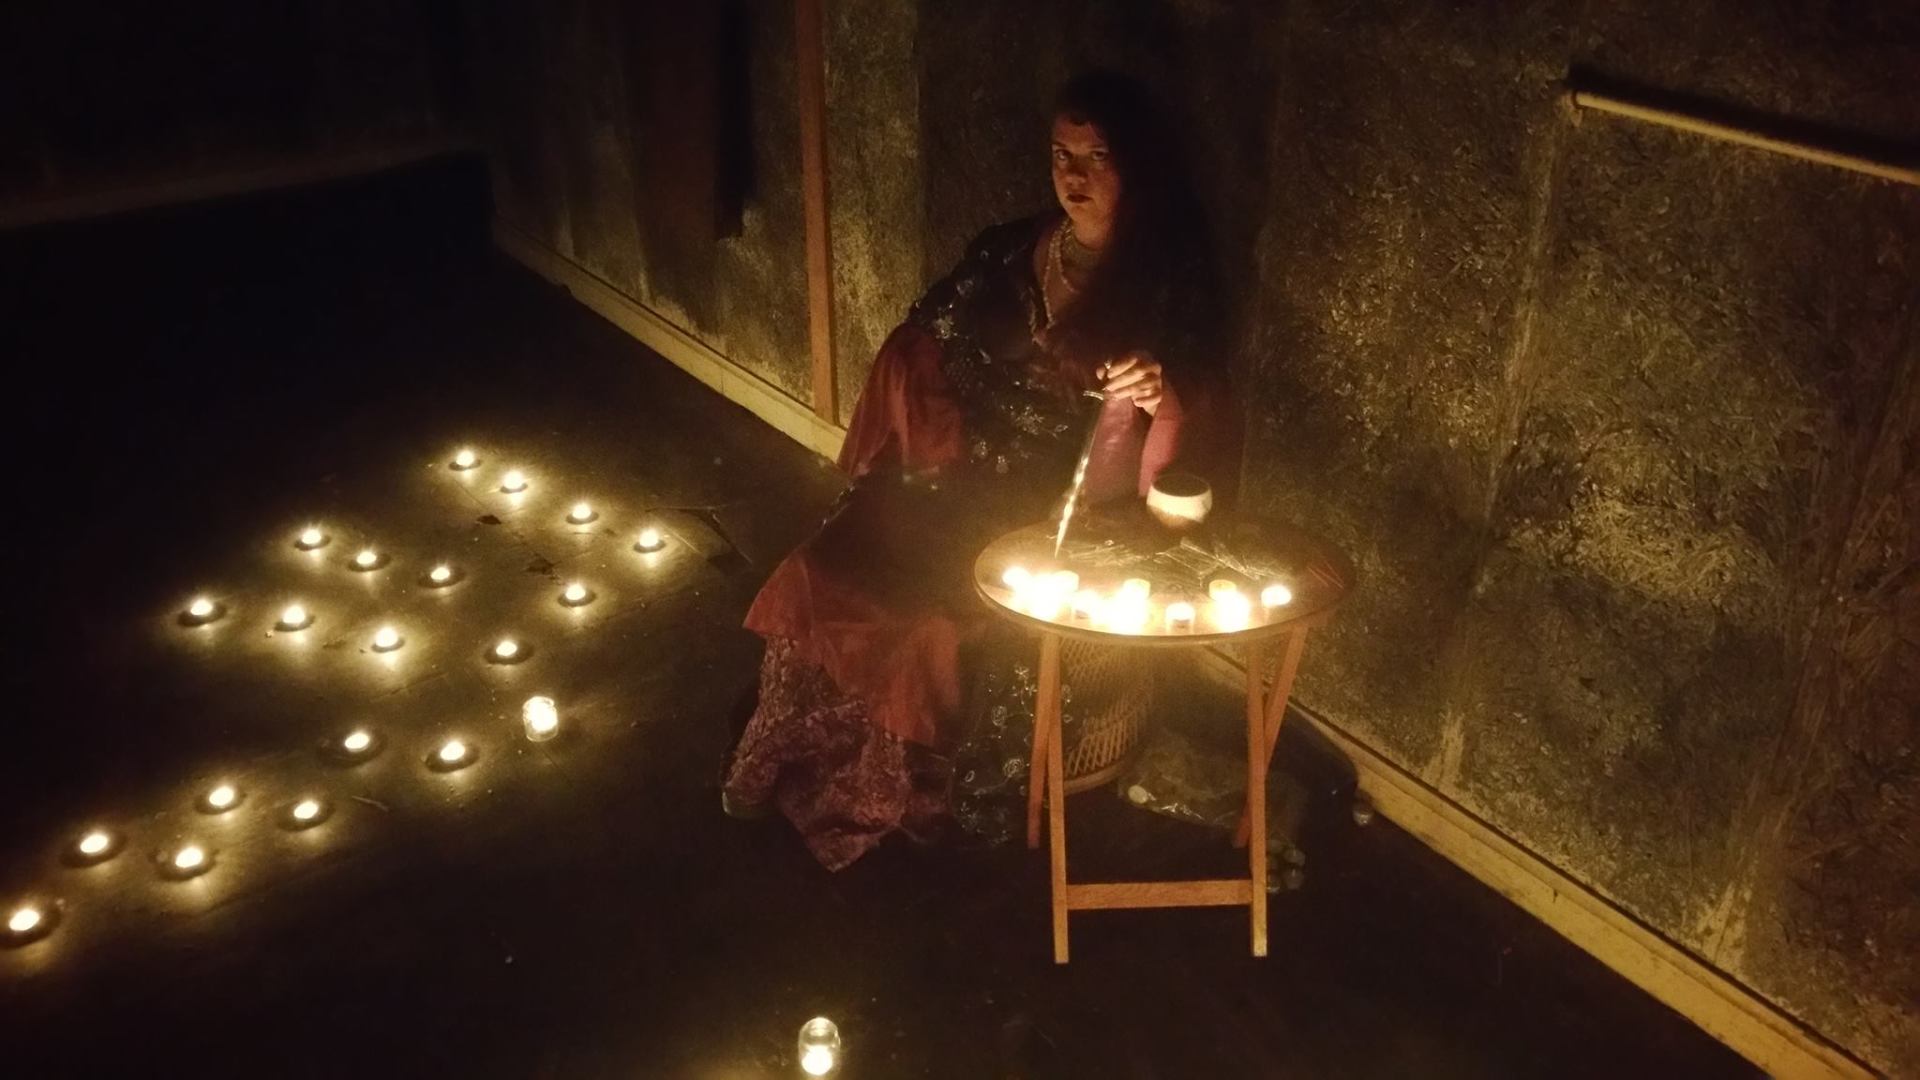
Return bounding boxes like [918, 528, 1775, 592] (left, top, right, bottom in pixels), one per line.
[1051, 115, 1121, 242]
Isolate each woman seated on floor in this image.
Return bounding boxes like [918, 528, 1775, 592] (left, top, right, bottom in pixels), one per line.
[724, 70, 1238, 869]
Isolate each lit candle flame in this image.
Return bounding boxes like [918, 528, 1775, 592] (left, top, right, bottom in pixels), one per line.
[568, 501, 594, 523]
[1261, 583, 1293, 608]
[342, 730, 372, 753]
[429, 565, 453, 584]
[372, 626, 401, 651]
[187, 597, 215, 619]
[1002, 566, 1031, 591]
[78, 830, 111, 856]
[501, 469, 528, 493]
[438, 739, 468, 763]
[279, 603, 310, 629]
[523, 695, 559, 741]
[297, 527, 326, 549]
[173, 846, 206, 871]
[8, 907, 42, 934]
[562, 583, 590, 605]
[635, 527, 664, 552]
[292, 799, 321, 822]
[1166, 601, 1196, 631]
[354, 549, 379, 569]
[206, 785, 236, 810]
[453, 449, 477, 469]
[493, 639, 519, 660]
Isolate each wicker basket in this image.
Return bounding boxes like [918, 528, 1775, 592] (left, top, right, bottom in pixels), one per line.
[1059, 639, 1154, 793]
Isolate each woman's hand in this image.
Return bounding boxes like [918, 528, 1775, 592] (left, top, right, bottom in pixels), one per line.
[1101, 353, 1164, 416]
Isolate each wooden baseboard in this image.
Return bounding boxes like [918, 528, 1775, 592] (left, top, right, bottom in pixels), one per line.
[1194, 649, 1867, 1079]
[494, 216, 1863, 1079]
[492, 219, 845, 463]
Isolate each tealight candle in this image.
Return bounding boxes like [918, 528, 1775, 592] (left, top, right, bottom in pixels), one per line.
[452, 448, 479, 470]
[634, 527, 664, 553]
[500, 469, 528, 494]
[522, 695, 559, 742]
[1121, 578, 1151, 599]
[798, 1017, 842, 1077]
[164, 844, 212, 879]
[8, 906, 41, 935]
[1071, 588, 1103, 622]
[1166, 601, 1196, 632]
[560, 582, 593, 607]
[78, 830, 113, 858]
[371, 625, 403, 652]
[353, 548, 381, 570]
[1208, 579, 1239, 601]
[1028, 594, 1064, 621]
[428, 564, 454, 585]
[1002, 566, 1032, 591]
[282, 797, 331, 830]
[429, 738, 476, 772]
[295, 527, 328, 550]
[181, 596, 223, 626]
[1048, 570, 1080, 595]
[567, 501, 596, 524]
[1261, 583, 1293, 608]
[1213, 591, 1252, 631]
[276, 603, 313, 631]
[199, 784, 242, 814]
[342, 729, 374, 754]
[292, 800, 320, 822]
[492, 638, 520, 661]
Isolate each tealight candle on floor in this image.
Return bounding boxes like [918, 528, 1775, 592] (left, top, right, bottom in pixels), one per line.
[295, 527, 328, 551]
[1166, 601, 1196, 632]
[522, 695, 559, 742]
[282, 797, 331, 830]
[452, 448, 479, 470]
[181, 596, 224, 626]
[567, 501, 596, 524]
[1261, 583, 1293, 608]
[77, 829, 117, 860]
[560, 582, 593, 607]
[162, 844, 213, 880]
[500, 469, 528, 494]
[371, 625, 403, 652]
[428, 564, 454, 585]
[8, 906, 42, 935]
[492, 638, 520, 661]
[429, 738, 477, 772]
[634, 527, 664, 553]
[276, 603, 313, 631]
[797, 1017, 842, 1077]
[3, 902, 56, 946]
[199, 784, 242, 814]
[352, 548, 382, 570]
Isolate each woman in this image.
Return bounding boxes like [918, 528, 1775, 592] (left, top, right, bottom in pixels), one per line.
[724, 71, 1235, 869]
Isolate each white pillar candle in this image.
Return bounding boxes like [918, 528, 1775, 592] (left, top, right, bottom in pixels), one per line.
[523, 695, 559, 742]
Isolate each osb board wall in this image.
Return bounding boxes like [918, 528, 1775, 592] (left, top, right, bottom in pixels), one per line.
[471, 0, 811, 403]
[472, 0, 1919, 1069]
[895, 1, 1920, 1071]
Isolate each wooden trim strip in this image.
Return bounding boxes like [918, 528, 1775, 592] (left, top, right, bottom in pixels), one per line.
[1194, 648, 1870, 1079]
[1067, 880, 1254, 910]
[795, 0, 838, 421]
[1570, 89, 1920, 188]
[492, 218, 846, 463]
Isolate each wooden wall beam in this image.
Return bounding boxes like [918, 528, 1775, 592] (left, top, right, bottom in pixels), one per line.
[796, 0, 837, 423]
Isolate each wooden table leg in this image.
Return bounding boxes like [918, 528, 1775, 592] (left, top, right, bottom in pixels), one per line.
[1244, 638, 1270, 957]
[1035, 632, 1069, 963]
[1025, 639, 1054, 850]
[1235, 629, 1310, 850]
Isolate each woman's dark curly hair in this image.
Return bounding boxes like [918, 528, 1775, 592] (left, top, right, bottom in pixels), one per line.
[1044, 71, 1216, 380]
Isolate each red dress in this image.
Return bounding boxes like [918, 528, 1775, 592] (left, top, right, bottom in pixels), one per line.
[725, 217, 1232, 869]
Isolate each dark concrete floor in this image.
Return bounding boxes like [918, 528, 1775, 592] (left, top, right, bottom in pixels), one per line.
[0, 161, 1757, 1078]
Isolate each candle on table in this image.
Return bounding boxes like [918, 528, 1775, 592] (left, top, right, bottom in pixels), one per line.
[165, 844, 212, 879]
[1208, 579, 1239, 601]
[1166, 601, 1196, 632]
[1261, 583, 1293, 608]
[492, 638, 521, 662]
[1212, 591, 1252, 631]
[635, 527, 664, 553]
[1071, 588, 1103, 622]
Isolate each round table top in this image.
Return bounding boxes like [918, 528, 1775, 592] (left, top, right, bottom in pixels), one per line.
[972, 512, 1355, 648]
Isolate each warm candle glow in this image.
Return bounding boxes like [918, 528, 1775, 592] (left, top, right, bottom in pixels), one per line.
[8, 907, 42, 934]
[1072, 588, 1103, 622]
[1121, 578, 1151, 598]
[797, 1017, 842, 1077]
[277, 603, 312, 631]
[568, 501, 595, 523]
[438, 739, 468, 763]
[635, 527, 664, 552]
[1048, 570, 1080, 595]
[493, 639, 519, 660]
[523, 695, 559, 742]
[452, 448, 478, 470]
[173, 846, 207, 871]
[354, 548, 379, 569]
[1166, 601, 1196, 631]
[372, 625, 402, 652]
[1261, 583, 1293, 608]
[429, 564, 453, 584]
[79, 831, 111, 856]
[1213, 592, 1252, 631]
[1028, 594, 1064, 621]
[1208, 579, 1239, 600]
[342, 730, 372, 753]
[296, 527, 327, 550]
[501, 469, 528, 493]
[292, 799, 321, 822]
[1002, 566, 1031, 591]
[561, 582, 592, 606]
[206, 785, 237, 810]
[188, 597, 214, 618]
